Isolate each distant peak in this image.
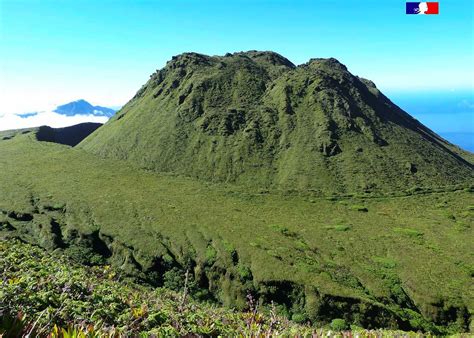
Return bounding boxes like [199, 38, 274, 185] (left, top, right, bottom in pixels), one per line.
[53, 99, 116, 117]
[74, 99, 91, 104]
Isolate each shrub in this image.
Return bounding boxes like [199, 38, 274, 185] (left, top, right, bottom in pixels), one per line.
[205, 245, 217, 264]
[237, 264, 252, 282]
[330, 318, 348, 331]
[163, 267, 185, 290]
[291, 313, 308, 323]
[43, 202, 66, 211]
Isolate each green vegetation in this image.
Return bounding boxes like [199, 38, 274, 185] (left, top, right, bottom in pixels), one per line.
[393, 227, 424, 239]
[79, 51, 473, 194]
[1, 51, 473, 334]
[1, 239, 448, 337]
[330, 318, 349, 331]
[372, 257, 397, 269]
[0, 239, 311, 336]
[0, 131, 473, 334]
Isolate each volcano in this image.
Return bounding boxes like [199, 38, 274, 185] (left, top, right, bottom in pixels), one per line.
[79, 51, 473, 194]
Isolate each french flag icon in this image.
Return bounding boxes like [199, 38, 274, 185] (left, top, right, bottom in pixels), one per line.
[406, 2, 439, 14]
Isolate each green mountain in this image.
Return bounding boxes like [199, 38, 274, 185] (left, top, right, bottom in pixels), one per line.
[1, 52, 473, 335]
[79, 51, 473, 194]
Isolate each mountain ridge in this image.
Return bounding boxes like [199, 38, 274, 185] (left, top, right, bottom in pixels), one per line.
[79, 51, 473, 194]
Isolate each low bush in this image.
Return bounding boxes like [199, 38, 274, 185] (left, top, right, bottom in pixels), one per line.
[330, 318, 348, 331]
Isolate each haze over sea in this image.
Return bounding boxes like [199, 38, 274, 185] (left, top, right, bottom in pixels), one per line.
[388, 90, 474, 151]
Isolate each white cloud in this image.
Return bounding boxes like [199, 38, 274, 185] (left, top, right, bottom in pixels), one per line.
[0, 111, 109, 131]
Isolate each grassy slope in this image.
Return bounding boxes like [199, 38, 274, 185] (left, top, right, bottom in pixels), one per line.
[1, 132, 473, 333]
[79, 52, 474, 194]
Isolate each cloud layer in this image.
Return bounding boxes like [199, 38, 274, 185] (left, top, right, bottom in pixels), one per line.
[0, 111, 109, 131]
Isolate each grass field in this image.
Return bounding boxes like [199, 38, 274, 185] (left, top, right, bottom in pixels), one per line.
[1, 130, 473, 333]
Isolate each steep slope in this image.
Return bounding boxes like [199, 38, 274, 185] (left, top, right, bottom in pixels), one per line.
[79, 51, 473, 194]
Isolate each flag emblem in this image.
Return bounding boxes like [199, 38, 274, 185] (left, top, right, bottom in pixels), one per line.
[406, 2, 439, 14]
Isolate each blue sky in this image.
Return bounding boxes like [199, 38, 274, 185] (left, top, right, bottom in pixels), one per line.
[0, 0, 473, 147]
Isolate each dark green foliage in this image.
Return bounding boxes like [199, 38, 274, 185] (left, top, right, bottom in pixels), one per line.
[163, 267, 188, 291]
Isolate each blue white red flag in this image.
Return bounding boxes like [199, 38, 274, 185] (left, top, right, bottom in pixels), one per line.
[406, 2, 439, 14]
